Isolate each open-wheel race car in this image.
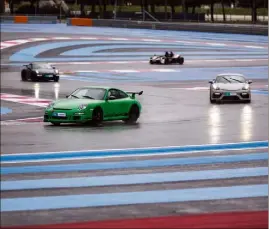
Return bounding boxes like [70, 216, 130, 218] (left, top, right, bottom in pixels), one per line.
[149, 51, 184, 65]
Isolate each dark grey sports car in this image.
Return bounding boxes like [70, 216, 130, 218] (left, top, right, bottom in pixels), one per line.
[21, 62, 60, 82]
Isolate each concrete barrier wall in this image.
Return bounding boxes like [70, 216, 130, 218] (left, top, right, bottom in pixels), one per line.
[67, 18, 267, 36]
[0, 15, 57, 24]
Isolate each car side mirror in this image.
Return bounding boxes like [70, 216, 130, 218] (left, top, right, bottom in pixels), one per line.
[208, 80, 214, 84]
[52, 66, 56, 69]
[248, 80, 252, 84]
[66, 95, 69, 98]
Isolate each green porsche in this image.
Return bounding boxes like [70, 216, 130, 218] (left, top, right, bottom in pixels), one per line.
[44, 86, 143, 126]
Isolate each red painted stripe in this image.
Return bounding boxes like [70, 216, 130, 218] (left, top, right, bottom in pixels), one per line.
[20, 100, 51, 103]
[4, 211, 268, 229]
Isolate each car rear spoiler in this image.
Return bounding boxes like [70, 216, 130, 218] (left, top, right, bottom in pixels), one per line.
[126, 91, 143, 98]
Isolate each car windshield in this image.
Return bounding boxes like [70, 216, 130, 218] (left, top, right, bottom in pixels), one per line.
[216, 75, 246, 83]
[32, 63, 52, 69]
[69, 88, 106, 100]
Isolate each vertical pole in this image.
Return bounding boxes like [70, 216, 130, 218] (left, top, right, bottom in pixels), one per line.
[114, 0, 117, 19]
[164, 0, 167, 20]
[142, 0, 145, 21]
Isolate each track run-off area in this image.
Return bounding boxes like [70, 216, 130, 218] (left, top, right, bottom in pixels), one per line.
[0, 23, 268, 228]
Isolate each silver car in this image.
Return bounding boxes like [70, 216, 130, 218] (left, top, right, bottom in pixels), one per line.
[209, 73, 252, 103]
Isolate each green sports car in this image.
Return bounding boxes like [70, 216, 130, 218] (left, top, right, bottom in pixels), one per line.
[44, 86, 143, 126]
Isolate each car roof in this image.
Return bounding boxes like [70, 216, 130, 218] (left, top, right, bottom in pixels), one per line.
[78, 86, 112, 90]
[217, 73, 245, 77]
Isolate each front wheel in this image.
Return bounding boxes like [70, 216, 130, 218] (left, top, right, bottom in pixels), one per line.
[31, 72, 38, 82]
[54, 76, 59, 82]
[124, 105, 140, 124]
[92, 107, 103, 125]
[51, 122, 61, 126]
[178, 57, 184, 65]
[21, 70, 27, 81]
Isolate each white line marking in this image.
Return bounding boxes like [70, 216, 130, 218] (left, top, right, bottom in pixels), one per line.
[29, 38, 48, 41]
[7, 39, 29, 43]
[109, 38, 129, 41]
[76, 70, 99, 73]
[107, 61, 129, 64]
[207, 43, 226, 46]
[152, 69, 177, 72]
[245, 45, 265, 49]
[110, 70, 139, 73]
[142, 39, 161, 42]
[79, 37, 98, 40]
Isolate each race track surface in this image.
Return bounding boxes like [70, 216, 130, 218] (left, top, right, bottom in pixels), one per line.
[0, 24, 268, 228]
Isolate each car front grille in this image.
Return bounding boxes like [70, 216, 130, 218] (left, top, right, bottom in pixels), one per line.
[222, 96, 240, 101]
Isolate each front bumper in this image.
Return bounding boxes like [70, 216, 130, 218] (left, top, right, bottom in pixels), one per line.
[44, 109, 92, 123]
[211, 90, 251, 101]
[37, 73, 59, 80]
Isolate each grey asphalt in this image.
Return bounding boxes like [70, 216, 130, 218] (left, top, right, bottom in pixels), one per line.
[0, 31, 268, 227]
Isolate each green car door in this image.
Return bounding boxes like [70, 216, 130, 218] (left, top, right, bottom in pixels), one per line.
[103, 89, 131, 119]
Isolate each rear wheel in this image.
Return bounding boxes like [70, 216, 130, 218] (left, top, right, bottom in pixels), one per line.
[92, 107, 103, 125]
[124, 105, 140, 124]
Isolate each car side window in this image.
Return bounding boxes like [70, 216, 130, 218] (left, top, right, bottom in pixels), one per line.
[108, 89, 124, 100]
[118, 90, 128, 99]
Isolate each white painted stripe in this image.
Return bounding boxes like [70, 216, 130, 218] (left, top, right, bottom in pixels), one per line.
[207, 43, 226, 46]
[107, 61, 129, 64]
[176, 41, 195, 44]
[235, 59, 255, 62]
[29, 38, 48, 41]
[152, 69, 177, 72]
[110, 70, 139, 73]
[142, 39, 161, 42]
[79, 37, 98, 40]
[204, 60, 225, 62]
[109, 38, 129, 41]
[245, 45, 265, 49]
[0, 43, 15, 47]
[76, 70, 99, 73]
[7, 39, 29, 43]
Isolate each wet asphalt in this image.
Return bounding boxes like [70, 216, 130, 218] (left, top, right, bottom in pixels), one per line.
[0, 30, 268, 227]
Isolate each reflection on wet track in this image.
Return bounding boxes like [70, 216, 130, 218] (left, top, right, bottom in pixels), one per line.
[0, 25, 268, 228]
[208, 105, 221, 144]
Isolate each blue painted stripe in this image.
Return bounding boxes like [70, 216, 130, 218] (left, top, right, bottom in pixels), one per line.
[1, 184, 267, 212]
[1, 167, 267, 191]
[1, 141, 268, 163]
[1, 152, 267, 175]
[0, 107, 12, 115]
[252, 90, 268, 95]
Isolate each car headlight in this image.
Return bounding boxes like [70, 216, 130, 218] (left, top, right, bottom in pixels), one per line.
[55, 69, 59, 74]
[35, 70, 39, 74]
[212, 84, 220, 90]
[242, 84, 249, 90]
[78, 104, 87, 110]
[47, 102, 54, 109]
